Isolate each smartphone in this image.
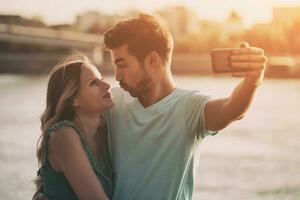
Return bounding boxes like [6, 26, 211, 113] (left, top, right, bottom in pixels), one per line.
[211, 48, 247, 73]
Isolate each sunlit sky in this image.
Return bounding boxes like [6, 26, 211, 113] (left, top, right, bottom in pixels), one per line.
[1, 0, 300, 27]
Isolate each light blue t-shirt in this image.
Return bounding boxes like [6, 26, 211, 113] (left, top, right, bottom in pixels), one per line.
[103, 87, 217, 200]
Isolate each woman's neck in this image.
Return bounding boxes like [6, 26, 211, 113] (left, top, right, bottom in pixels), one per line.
[73, 112, 101, 144]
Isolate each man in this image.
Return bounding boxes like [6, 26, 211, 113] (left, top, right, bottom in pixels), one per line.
[102, 13, 266, 200]
[33, 13, 267, 200]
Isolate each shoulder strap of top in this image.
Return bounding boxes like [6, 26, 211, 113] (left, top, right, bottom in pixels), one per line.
[37, 120, 86, 176]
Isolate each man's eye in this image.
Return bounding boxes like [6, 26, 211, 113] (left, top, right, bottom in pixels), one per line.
[118, 64, 127, 68]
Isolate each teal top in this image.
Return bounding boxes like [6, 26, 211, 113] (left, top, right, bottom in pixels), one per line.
[37, 120, 114, 200]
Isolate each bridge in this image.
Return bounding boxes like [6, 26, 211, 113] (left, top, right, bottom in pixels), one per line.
[0, 23, 101, 49]
[0, 23, 110, 73]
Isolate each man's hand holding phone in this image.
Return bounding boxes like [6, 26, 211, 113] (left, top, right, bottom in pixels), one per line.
[211, 42, 267, 85]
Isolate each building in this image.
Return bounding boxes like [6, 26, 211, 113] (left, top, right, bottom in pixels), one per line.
[222, 11, 245, 35]
[156, 6, 200, 38]
[75, 11, 122, 34]
[273, 6, 300, 29]
[0, 14, 45, 27]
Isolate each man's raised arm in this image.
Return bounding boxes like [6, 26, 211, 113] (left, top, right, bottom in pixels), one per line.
[205, 42, 267, 131]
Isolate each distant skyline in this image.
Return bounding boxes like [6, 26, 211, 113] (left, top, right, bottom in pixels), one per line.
[2, 0, 300, 27]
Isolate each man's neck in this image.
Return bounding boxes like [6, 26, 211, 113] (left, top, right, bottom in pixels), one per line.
[138, 71, 176, 107]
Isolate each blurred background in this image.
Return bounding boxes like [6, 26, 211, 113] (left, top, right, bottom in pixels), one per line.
[0, 0, 299, 200]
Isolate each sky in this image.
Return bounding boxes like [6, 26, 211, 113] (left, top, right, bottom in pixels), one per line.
[1, 0, 300, 27]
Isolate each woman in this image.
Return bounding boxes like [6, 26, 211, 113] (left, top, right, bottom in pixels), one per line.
[34, 53, 114, 200]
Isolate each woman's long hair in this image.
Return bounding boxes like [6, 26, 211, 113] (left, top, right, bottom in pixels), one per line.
[34, 53, 90, 193]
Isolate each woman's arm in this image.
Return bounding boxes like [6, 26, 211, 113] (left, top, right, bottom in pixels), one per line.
[49, 127, 109, 200]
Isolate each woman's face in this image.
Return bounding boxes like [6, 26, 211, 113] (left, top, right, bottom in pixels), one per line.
[73, 63, 114, 114]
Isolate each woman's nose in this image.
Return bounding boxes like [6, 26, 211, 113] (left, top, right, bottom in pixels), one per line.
[101, 80, 110, 90]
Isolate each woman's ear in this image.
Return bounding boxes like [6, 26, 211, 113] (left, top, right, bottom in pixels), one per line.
[72, 97, 80, 108]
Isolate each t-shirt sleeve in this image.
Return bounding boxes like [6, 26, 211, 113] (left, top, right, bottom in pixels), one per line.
[184, 90, 218, 141]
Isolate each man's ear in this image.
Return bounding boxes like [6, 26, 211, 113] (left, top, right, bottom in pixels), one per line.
[147, 51, 160, 65]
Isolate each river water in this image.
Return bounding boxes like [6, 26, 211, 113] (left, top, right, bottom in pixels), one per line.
[0, 74, 299, 200]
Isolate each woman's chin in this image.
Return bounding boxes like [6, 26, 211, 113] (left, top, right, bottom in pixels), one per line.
[107, 101, 115, 109]
[99, 101, 115, 112]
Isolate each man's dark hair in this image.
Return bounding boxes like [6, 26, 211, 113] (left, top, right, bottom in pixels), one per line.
[103, 13, 174, 65]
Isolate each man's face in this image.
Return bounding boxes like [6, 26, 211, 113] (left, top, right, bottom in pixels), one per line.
[110, 44, 151, 97]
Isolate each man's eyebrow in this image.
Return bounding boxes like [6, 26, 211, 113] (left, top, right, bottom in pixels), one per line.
[114, 58, 126, 65]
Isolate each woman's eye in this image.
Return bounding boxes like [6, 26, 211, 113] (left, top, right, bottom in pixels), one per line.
[90, 80, 97, 86]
